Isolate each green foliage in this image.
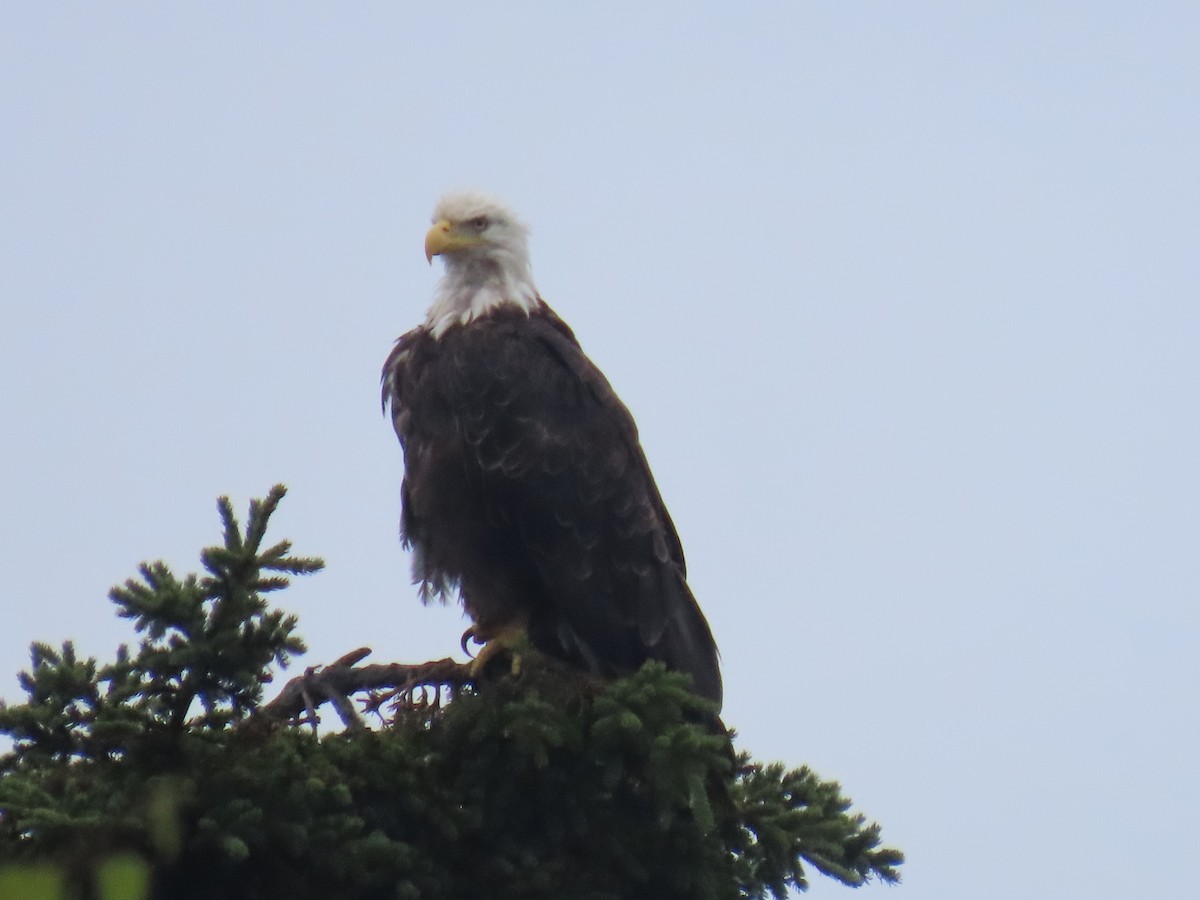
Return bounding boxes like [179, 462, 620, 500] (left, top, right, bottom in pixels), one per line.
[0, 488, 902, 899]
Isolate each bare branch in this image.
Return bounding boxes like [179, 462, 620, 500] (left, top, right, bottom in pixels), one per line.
[261, 650, 472, 725]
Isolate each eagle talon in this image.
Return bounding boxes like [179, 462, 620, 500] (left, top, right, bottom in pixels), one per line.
[460, 620, 530, 681]
[469, 640, 522, 680]
[460, 626, 481, 658]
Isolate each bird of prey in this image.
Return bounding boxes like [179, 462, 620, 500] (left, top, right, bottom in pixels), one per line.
[382, 192, 721, 708]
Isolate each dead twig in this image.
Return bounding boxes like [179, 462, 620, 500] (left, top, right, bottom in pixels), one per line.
[261, 649, 472, 728]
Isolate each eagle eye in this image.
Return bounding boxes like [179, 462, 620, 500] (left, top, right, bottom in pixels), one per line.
[470, 216, 489, 231]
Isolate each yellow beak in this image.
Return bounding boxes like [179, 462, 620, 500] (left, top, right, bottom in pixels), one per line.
[424, 219, 481, 263]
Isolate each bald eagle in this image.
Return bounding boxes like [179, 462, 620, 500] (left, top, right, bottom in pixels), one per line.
[382, 192, 721, 708]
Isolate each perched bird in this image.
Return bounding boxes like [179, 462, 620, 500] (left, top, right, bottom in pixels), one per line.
[382, 192, 721, 708]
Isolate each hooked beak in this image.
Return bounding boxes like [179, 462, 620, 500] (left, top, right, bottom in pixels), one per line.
[424, 219, 481, 263]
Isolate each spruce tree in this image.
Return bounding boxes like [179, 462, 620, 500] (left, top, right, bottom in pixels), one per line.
[0, 487, 902, 899]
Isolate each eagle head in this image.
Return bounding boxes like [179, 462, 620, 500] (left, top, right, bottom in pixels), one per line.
[423, 191, 540, 336]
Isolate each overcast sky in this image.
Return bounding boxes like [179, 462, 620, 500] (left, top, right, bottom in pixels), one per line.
[2, 4, 1197, 897]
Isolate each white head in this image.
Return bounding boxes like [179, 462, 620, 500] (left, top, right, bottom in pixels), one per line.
[422, 191, 541, 337]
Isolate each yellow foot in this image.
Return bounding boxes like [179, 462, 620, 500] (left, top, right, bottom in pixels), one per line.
[461, 621, 530, 680]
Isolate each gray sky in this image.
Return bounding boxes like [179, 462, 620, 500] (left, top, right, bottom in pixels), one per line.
[2, 4, 1197, 897]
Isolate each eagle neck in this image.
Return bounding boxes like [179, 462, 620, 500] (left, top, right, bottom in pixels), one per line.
[426, 252, 540, 338]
